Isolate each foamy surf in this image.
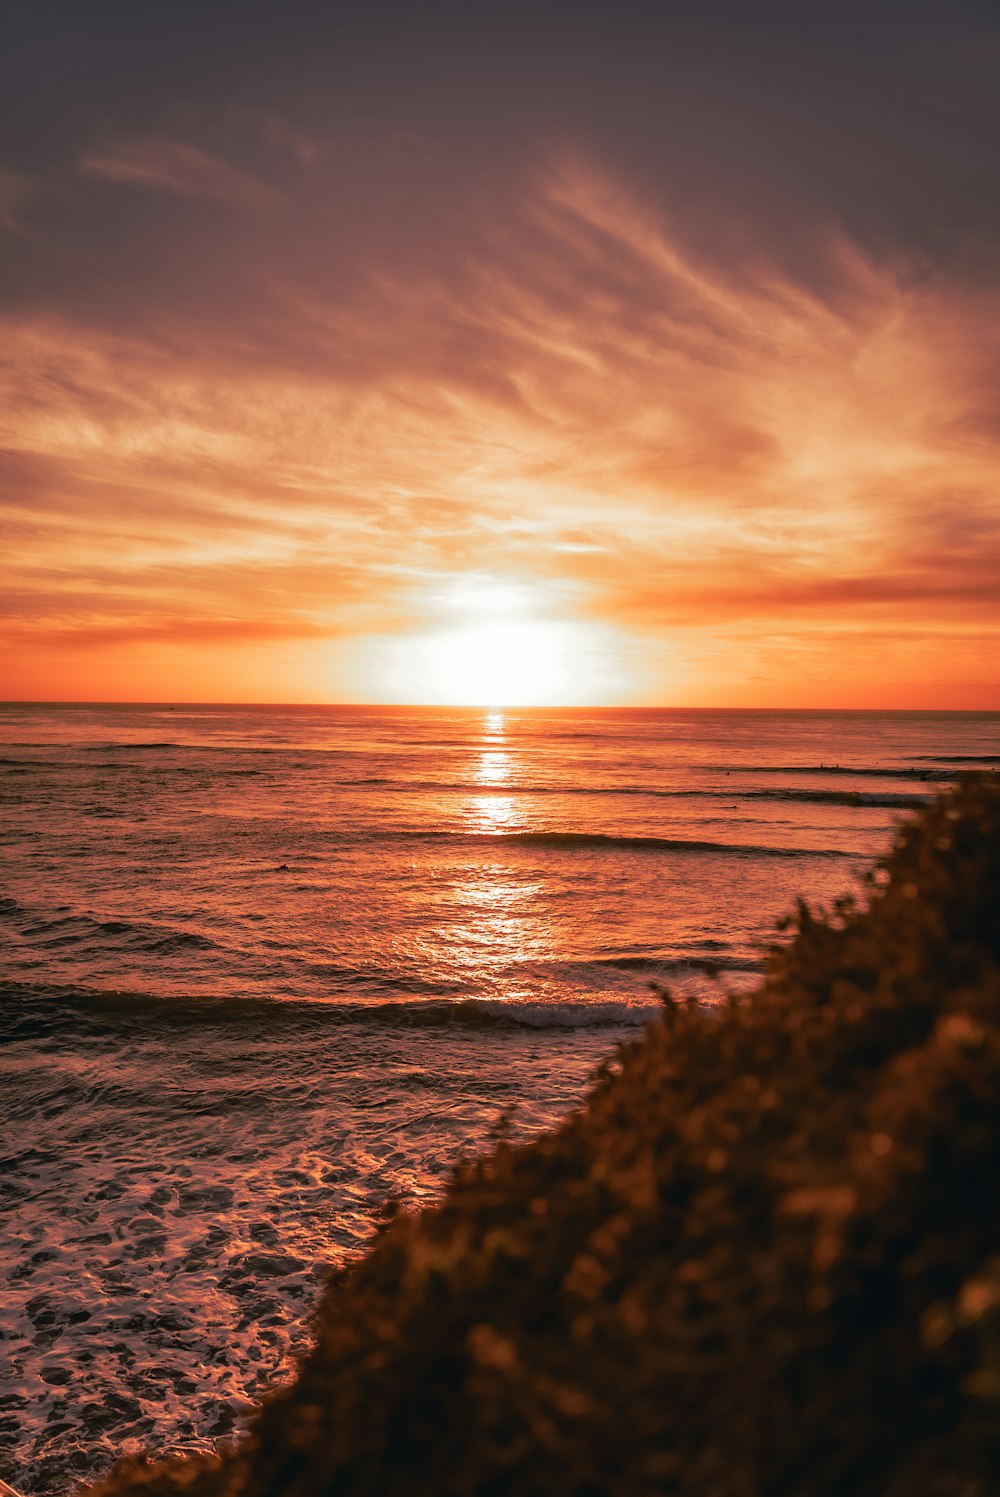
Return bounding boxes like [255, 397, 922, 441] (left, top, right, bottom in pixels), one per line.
[1, 982, 626, 1495]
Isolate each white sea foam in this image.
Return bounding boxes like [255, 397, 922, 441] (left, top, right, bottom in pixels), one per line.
[0, 996, 614, 1494]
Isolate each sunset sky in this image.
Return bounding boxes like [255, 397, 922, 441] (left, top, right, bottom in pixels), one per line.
[2, 1, 999, 706]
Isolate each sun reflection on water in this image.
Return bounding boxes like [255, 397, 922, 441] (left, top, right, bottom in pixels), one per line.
[471, 713, 517, 824]
[476, 751, 510, 786]
[472, 794, 516, 832]
[448, 870, 547, 1000]
[475, 710, 514, 791]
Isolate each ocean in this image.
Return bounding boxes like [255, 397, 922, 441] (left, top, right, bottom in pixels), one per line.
[2, 704, 998, 1494]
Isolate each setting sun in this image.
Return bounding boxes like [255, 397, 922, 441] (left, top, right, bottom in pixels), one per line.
[414, 619, 569, 705]
[370, 612, 627, 706]
[351, 573, 632, 706]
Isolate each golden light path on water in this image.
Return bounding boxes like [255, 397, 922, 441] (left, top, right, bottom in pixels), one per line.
[473, 711, 516, 827]
[452, 711, 544, 996]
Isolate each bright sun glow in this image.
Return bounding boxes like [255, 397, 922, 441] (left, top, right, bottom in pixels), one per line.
[419, 619, 574, 706]
[357, 574, 632, 706]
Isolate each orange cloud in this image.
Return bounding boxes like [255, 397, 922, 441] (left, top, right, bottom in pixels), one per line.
[2, 148, 998, 705]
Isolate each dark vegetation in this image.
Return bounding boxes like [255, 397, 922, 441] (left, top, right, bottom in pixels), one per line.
[92, 778, 1000, 1496]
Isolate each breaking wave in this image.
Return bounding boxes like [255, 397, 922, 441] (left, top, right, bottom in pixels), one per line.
[340, 778, 930, 809]
[385, 829, 857, 858]
[0, 901, 220, 955]
[0, 980, 663, 1035]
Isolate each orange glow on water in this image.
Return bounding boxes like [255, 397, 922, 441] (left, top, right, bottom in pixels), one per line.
[476, 750, 510, 786]
[471, 795, 517, 833]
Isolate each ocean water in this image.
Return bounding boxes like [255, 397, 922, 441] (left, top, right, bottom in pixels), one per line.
[1, 704, 998, 1493]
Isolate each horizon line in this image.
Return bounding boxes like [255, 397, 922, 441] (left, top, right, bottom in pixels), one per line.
[2, 700, 999, 715]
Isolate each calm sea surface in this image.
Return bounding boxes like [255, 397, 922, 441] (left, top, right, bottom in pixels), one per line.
[2, 704, 998, 1492]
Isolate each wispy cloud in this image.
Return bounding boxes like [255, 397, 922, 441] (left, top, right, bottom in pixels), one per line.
[2, 144, 998, 703]
[81, 138, 283, 210]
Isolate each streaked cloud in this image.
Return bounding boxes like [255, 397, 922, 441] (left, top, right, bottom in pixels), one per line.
[81, 138, 283, 210]
[1, 138, 998, 705]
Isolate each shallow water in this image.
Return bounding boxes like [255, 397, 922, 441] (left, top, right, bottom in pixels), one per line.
[1, 705, 997, 1492]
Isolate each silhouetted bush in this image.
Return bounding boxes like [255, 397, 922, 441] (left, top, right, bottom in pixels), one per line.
[91, 776, 1000, 1497]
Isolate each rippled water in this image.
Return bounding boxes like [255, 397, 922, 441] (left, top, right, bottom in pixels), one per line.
[2, 704, 997, 1493]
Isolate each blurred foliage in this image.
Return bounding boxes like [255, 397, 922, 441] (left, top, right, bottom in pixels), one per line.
[91, 776, 1000, 1496]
